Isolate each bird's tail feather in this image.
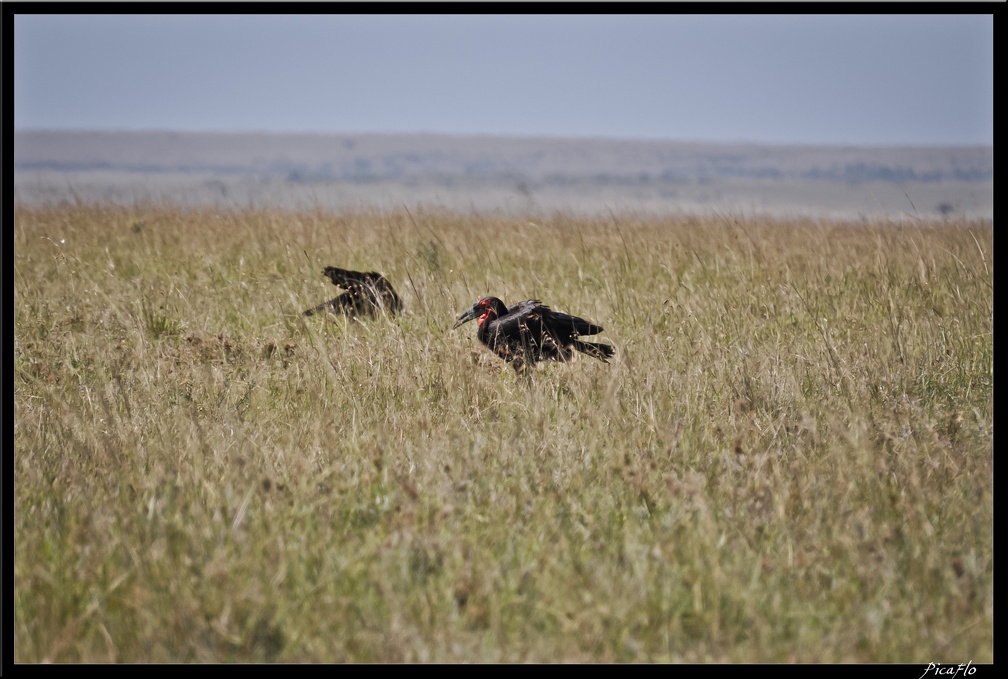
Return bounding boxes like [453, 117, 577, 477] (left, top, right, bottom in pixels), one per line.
[572, 340, 615, 361]
[555, 314, 604, 337]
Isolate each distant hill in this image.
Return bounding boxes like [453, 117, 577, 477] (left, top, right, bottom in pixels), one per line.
[12, 130, 993, 220]
[14, 129, 993, 183]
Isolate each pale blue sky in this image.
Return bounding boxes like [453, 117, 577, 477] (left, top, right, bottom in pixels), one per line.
[13, 13, 994, 146]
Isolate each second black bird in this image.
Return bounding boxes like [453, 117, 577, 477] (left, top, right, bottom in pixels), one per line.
[304, 266, 402, 318]
[453, 296, 614, 375]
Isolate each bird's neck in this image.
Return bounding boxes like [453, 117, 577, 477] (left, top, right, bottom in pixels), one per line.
[476, 312, 497, 342]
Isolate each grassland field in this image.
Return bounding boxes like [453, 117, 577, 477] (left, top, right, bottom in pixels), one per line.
[12, 203, 993, 662]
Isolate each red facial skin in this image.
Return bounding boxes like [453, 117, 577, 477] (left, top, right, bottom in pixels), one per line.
[477, 299, 492, 326]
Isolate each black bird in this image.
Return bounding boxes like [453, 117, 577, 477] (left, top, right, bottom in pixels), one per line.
[453, 296, 614, 374]
[303, 266, 402, 318]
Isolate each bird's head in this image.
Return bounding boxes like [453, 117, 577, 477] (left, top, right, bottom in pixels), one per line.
[453, 297, 506, 329]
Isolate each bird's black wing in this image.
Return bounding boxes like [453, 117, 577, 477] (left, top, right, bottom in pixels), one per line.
[492, 300, 545, 338]
[491, 301, 568, 360]
[542, 306, 613, 362]
[504, 299, 544, 319]
[317, 266, 402, 314]
[323, 266, 383, 289]
[543, 308, 604, 339]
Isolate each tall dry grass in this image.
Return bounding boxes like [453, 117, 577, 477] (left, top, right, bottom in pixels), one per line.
[13, 203, 992, 662]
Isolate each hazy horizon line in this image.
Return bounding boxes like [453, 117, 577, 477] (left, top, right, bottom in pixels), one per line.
[13, 127, 993, 150]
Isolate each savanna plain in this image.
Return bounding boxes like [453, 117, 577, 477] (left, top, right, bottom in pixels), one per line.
[13, 204, 993, 662]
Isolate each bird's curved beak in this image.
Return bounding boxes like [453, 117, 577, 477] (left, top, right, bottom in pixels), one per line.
[452, 303, 481, 329]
